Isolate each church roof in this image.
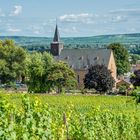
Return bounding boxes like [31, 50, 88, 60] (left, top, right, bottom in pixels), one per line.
[53, 24, 60, 42]
[55, 48, 112, 70]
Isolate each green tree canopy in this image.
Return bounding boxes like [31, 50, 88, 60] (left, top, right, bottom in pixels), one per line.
[27, 52, 77, 93]
[108, 43, 130, 76]
[47, 61, 77, 93]
[130, 54, 140, 64]
[27, 52, 54, 93]
[0, 39, 27, 84]
[84, 65, 115, 92]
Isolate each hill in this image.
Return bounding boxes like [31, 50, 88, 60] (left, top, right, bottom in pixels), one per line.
[0, 33, 140, 53]
[0, 33, 140, 45]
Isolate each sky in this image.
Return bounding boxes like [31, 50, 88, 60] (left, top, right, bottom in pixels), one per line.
[0, 0, 140, 37]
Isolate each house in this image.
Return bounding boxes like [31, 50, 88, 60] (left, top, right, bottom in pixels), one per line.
[131, 64, 140, 72]
[116, 79, 133, 89]
[50, 25, 117, 87]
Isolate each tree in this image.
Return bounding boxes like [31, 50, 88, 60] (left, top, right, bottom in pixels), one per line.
[130, 87, 140, 110]
[27, 52, 77, 93]
[27, 52, 54, 93]
[0, 39, 27, 84]
[108, 43, 130, 75]
[84, 65, 115, 92]
[130, 54, 140, 64]
[130, 69, 140, 87]
[47, 61, 77, 93]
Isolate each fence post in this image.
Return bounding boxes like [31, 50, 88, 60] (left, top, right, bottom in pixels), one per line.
[63, 113, 69, 140]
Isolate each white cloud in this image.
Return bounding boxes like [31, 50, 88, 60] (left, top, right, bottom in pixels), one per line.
[110, 8, 140, 16]
[108, 8, 140, 23]
[59, 13, 97, 24]
[111, 15, 127, 23]
[59, 26, 79, 35]
[7, 28, 21, 32]
[27, 25, 45, 35]
[33, 30, 41, 35]
[10, 5, 22, 16]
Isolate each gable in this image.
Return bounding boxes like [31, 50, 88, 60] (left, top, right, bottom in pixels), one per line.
[108, 51, 117, 80]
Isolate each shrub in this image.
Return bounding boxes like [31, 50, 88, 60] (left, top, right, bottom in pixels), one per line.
[84, 65, 115, 93]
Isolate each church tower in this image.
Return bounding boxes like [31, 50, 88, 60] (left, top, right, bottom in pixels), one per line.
[50, 24, 63, 56]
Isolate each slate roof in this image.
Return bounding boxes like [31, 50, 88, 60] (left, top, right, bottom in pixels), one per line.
[116, 79, 132, 85]
[55, 48, 112, 70]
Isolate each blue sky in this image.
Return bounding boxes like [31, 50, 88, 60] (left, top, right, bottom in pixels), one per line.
[0, 0, 140, 37]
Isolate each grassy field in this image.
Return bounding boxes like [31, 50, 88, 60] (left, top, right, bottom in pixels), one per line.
[0, 93, 140, 113]
[0, 93, 140, 114]
[0, 93, 140, 139]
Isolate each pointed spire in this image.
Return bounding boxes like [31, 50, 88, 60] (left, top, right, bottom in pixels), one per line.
[53, 24, 60, 42]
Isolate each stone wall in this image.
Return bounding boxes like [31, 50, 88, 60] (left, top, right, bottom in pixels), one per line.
[75, 69, 87, 88]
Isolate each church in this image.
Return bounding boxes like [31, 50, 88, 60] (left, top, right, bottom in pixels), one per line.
[49, 25, 117, 87]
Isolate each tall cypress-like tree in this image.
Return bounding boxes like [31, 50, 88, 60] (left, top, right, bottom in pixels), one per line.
[84, 65, 115, 92]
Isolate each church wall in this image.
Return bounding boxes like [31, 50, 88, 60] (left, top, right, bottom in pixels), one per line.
[107, 51, 117, 81]
[74, 69, 88, 88]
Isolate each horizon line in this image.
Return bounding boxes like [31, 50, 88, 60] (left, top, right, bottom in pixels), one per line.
[0, 32, 140, 38]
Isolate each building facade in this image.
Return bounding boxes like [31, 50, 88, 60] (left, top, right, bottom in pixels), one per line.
[50, 25, 117, 88]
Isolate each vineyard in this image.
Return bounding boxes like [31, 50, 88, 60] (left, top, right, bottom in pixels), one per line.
[0, 93, 140, 140]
